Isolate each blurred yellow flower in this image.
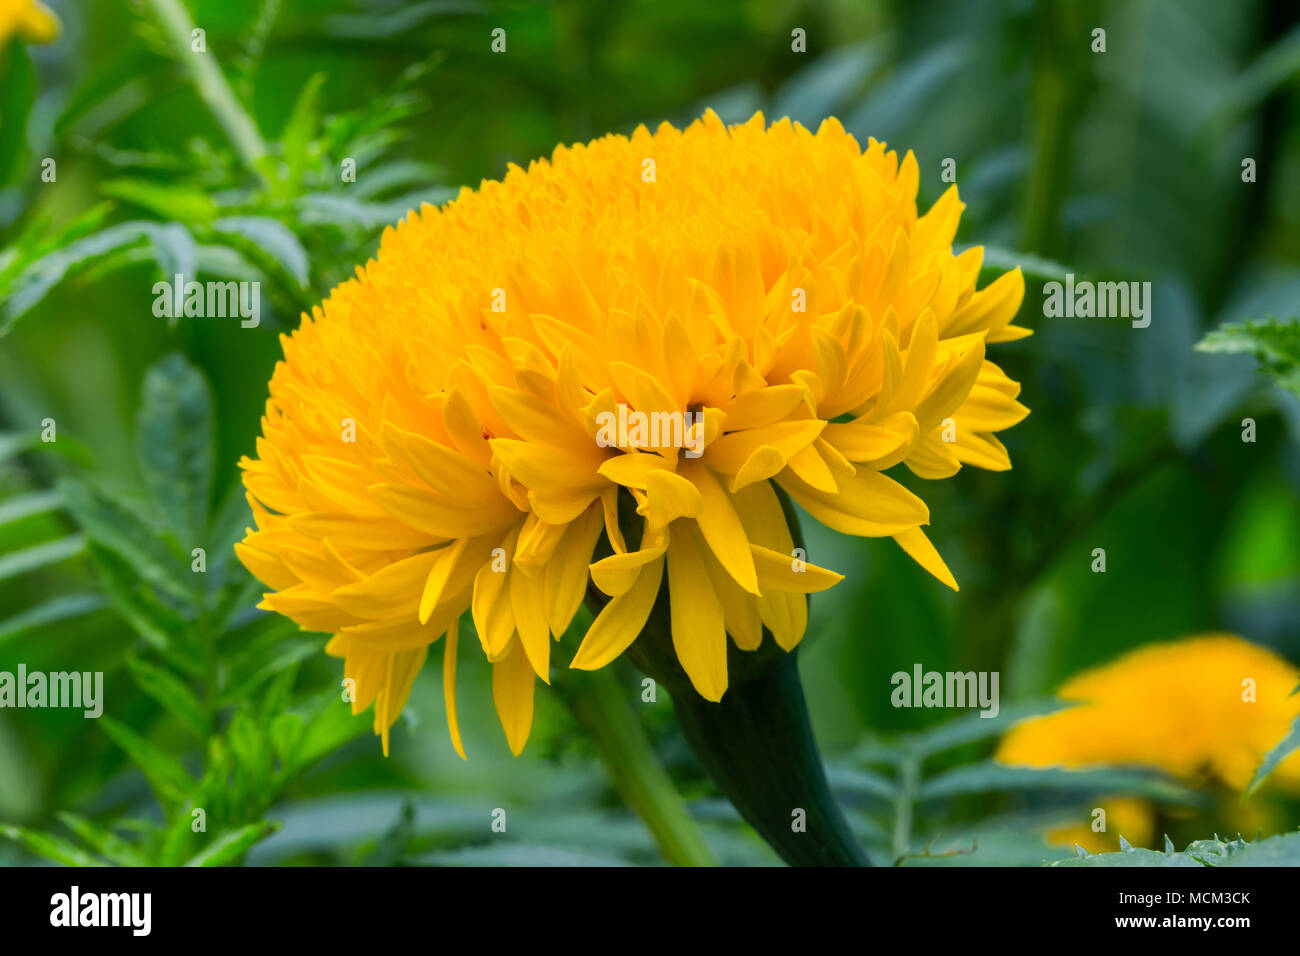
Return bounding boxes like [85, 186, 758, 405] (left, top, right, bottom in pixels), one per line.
[0, 0, 59, 45]
[237, 110, 1030, 756]
[1047, 797, 1153, 854]
[998, 634, 1300, 850]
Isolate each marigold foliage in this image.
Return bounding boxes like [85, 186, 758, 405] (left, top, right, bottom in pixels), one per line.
[238, 110, 1030, 755]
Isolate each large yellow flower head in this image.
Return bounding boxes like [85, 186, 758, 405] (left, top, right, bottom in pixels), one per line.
[998, 634, 1300, 791]
[237, 110, 1030, 756]
[0, 0, 59, 45]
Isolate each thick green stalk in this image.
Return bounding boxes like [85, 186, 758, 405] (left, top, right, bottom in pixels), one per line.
[593, 485, 868, 866]
[141, 0, 270, 182]
[626, 629, 869, 867]
[557, 665, 716, 867]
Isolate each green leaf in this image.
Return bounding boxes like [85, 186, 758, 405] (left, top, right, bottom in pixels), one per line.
[0, 534, 86, 582]
[136, 354, 214, 549]
[1247, 703, 1300, 795]
[1052, 833, 1300, 868]
[126, 655, 209, 740]
[101, 716, 196, 806]
[183, 821, 277, 867]
[210, 215, 310, 287]
[216, 639, 317, 706]
[1, 221, 195, 333]
[268, 712, 306, 768]
[295, 188, 456, 231]
[195, 243, 268, 284]
[826, 764, 896, 801]
[0, 823, 106, 867]
[157, 800, 200, 867]
[226, 707, 269, 787]
[273, 72, 327, 198]
[59, 478, 194, 604]
[0, 593, 107, 644]
[412, 843, 633, 867]
[100, 177, 218, 223]
[1195, 315, 1300, 397]
[0, 489, 61, 525]
[55, 813, 149, 867]
[1053, 846, 1203, 867]
[772, 41, 880, 128]
[257, 664, 299, 725]
[86, 542, 198, 673]
[918, 762, 1199, 804]
[1218, 832, 1300, 866]
[900, 815, 1076, 867]
[144, 222, 198, 292]
[206, 480, 254, 590]
[0, 203, 113, 305]
[1206, 24, 1300, 128]
[296, 694, 369, 768]
[909, 697, 1072, 757]
[349, 160, 443, 200]
[365, 799, 415, 866]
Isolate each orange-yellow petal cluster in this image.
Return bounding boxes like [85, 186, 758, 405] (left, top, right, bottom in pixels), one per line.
[997, 634, 1300, 851]
[238, 110, 1030, 755]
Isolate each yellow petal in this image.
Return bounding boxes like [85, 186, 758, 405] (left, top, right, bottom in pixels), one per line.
[589, 544, 668, 597]
[666, 529, 729, 701]
[705, 419, 826, 477]
[492, 640, 536, 755]
[571, 556, 664, 670]
[544, 503, 605, 635]
[509, 558, 550, 680]
[419, 538, 468, 623]
[904, 431, 963, 479]
[376, 646, 428, 756]
[679, 460, 760, 595]
[443, 620, 467, 759]
[893, 526, 958, 591]
[780, 467, 929, 537]
[751, 543, 844, 593]
[332, 549, 441, 620]
[639, 468, 703, 531]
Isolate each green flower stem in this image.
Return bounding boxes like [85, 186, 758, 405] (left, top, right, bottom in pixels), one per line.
[593, 485, 868, 866]
[633, 639, 870, 867]
[557, 665, 717, 867]
[141, 0, 270, 182]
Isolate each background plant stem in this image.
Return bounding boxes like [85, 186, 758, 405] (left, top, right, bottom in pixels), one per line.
[557, 665, 716, 867]
[141, 0, 270, 183]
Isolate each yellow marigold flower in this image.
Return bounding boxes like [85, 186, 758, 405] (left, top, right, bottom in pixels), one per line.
[237, 110, 1030, 756]
[1047, 796, 1154, 854]
[0, 0, 60, 45]
[997, 635, 1300, 790]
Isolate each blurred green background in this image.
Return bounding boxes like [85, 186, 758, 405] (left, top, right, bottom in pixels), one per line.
[1, 0, 1299, 866]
